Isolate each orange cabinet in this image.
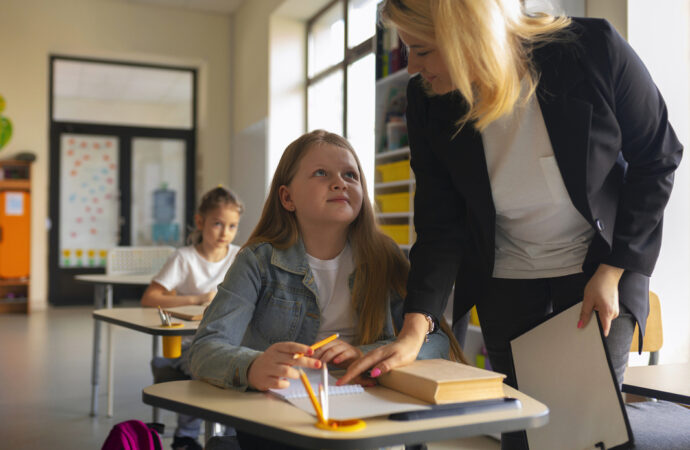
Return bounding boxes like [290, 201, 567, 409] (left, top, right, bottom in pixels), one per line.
[0, 160, 30, 313]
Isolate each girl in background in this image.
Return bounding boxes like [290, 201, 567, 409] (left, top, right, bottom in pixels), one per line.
[142, 186, 243, 450]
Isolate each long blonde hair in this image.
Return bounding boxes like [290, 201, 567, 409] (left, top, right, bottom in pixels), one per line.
[245, 130, 465, 362]
[381, 0, 571, 131]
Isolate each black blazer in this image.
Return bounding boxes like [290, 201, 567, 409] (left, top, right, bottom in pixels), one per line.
[403, 18, 682, 344]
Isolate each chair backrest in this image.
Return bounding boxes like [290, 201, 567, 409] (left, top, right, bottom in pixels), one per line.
[106, 246, 175, 276]
[630, 290, 663, 354]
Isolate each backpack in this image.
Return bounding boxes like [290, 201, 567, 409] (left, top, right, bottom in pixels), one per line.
[101, 420, 163, 450]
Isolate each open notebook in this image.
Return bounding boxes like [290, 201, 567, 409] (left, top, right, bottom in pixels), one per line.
[510, 302, 632, 450]
[269, 368, 431, 420]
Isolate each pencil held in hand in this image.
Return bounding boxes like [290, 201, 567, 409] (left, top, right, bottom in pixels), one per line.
[293, 333, 339, 359]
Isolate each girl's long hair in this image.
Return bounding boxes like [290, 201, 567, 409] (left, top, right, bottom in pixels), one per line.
[245, 130, 465, 362]
[187, 186, 244, 245]
[381, 0, 571, 131]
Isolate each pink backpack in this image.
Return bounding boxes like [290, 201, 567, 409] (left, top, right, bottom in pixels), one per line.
[101, 420, 163, 450]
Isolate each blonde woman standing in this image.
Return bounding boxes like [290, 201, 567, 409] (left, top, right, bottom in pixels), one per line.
[343, 2, 681, 446]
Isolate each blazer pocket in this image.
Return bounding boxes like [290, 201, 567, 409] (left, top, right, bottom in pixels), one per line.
[255, 295, 302, 344]
[539, 156, 570, 204]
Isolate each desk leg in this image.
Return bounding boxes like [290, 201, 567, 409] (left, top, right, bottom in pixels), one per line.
[106, 284, 114, 417]
[90, 284, 106, 416]
[152, 336, 160, 423]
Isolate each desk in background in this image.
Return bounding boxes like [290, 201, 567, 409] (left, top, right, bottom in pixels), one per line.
[92, 307, 199, 421]
[143, 380, 548, 449]
[623, 363, 690, 405]
[77, 273, 155, 417]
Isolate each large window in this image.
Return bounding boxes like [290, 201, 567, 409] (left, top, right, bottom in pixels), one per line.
[307, 0, 378, 193]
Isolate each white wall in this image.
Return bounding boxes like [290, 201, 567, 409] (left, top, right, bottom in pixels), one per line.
[627, 0, 690, 364]
[0, 0, 232, 309]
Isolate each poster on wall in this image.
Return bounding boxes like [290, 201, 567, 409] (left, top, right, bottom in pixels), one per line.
[59, 134, 119, 268]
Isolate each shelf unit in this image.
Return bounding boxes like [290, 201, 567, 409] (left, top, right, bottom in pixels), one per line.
[0, 159, 31, 314]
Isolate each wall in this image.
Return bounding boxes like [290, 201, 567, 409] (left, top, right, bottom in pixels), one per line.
[627, 0, 690, 364]
[0, 0, 232, 310]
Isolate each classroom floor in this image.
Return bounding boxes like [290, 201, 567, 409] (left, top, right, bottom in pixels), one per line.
[0, 304, 498, 450]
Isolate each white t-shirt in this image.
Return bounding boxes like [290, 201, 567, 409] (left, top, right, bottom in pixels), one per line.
[306, 244, 357, 344]
[481, 86, 594, 279]
[153, 244, 240, 295]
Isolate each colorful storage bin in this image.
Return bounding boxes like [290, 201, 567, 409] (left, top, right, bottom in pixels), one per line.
[376, 192, 410, 213]
[376, 159, 411, 183]
[379, 224, 410, 245]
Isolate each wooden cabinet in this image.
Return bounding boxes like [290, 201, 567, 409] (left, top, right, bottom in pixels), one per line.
[0, 160, 31, 313]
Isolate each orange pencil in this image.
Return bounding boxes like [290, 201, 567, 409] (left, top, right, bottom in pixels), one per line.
[293, 333, 339, 359]
[298, 368, 326, 424]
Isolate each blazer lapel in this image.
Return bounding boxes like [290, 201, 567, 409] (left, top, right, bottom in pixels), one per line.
[534, 43, 594, 221]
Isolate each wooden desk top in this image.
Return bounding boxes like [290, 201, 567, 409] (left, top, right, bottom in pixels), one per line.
[75, 273, 154, 285]
[143, 380, 549, 449]
[93, 307, 199, 336]
[623, 363, 690, 405]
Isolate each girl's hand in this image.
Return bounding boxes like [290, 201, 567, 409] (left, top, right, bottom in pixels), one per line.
[313, 339, 363, 368]
[196, 290, 216, 305]
[578, 264, 624, 336]
[336, 313, 428, 385]
[247, 342, 322, 391]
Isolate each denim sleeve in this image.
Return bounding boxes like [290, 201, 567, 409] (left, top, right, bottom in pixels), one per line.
[188, 248, 264, 391]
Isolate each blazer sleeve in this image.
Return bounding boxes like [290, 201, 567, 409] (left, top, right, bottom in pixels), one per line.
[595, 21, 683, 274]
[404, 78, 466, 322]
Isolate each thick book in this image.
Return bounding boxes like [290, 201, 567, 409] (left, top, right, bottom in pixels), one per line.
[377, 359, 506, 404]
[163, 305, 206, 321]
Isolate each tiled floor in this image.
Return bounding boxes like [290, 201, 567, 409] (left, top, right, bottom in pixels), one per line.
[0, 304, 178, 449]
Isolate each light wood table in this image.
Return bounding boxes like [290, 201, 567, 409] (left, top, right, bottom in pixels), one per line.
[76, 273, 155, 417]
[143, 380, 549, 449]
[623, 363, 690, 405]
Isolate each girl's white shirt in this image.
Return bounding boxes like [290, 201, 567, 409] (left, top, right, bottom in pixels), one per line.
[153, 244, 241, 295]
[305, 243, 357, 344]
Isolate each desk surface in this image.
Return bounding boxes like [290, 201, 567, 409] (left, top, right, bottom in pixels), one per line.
[143, 380, 549, 449]
[75, 273, 154, 285]
[622, 363, 690, 405]
[93, 307, 199, 336]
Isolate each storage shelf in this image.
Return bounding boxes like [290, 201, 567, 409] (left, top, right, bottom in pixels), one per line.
[375, 68, 409, 87]
[376, 147, 410, 161]
[0, 278, 29, 286]
[0, 179, 30, 190]
[376, 212, 413, 219]
[375, 179, 415, 189]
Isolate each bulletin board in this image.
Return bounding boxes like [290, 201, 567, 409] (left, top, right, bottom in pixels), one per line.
[59, 134, 119, 268]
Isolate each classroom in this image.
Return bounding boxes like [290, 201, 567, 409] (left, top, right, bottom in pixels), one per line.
[0, 0, 689, 449]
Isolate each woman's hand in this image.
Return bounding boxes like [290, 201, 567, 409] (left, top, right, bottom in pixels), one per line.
[313, 339, 363, 368]
[336, 313, 428, 386]
[247, 342, 322, 391]
[578, 264, 624, 336]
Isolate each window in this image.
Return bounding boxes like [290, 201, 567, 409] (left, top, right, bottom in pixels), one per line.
[306, 0, 378, 193]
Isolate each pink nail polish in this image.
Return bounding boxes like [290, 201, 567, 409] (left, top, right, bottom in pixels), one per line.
[577, 320, 583, 329]
[370, 368, 381, 378]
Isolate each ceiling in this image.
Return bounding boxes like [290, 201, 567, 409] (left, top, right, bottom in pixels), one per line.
[121, 0, 247, 15]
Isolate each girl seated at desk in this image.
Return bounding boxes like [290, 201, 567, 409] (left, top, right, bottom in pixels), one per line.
[142, 186, 243, 450]
[189, 130, 461, 449]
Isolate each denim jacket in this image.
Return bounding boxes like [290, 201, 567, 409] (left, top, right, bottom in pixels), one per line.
[188, 239, 449, 391]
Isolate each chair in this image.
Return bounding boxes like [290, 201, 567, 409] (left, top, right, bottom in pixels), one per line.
[103, 246, 175, 418]
[106, 246, 175, 276]
[623, 290, 690, 449]
[629, 290, 663, 365]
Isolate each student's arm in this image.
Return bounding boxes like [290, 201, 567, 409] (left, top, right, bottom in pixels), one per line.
[140, 281, 214, 308]
[188, 248, 317, 392]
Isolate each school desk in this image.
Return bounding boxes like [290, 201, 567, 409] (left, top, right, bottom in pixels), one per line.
[622, 363, 690, 405]
[76, 273, 155, 417]
[142, 380, 549, 449]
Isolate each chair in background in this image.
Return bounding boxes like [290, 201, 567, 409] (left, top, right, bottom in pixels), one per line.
[103, 246, 175, 418]
[629, 290, 663, 365]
